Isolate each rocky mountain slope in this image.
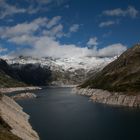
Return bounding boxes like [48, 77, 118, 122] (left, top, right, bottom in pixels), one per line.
[81, 44, 140, 93]
[2, 56, 114, 86]
[0, 93, 39, 140]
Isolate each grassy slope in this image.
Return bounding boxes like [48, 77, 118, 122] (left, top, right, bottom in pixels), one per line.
[81, 44, 140, 93]
[0, 71, 26, 88]
[0, 59, 26, 88]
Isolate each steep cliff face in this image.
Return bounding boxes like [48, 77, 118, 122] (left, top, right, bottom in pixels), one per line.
[0, 94, 39, 140]
[81, 44, 140, 93]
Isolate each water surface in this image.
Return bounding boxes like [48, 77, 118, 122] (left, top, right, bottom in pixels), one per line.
[17, 87, 140, 140]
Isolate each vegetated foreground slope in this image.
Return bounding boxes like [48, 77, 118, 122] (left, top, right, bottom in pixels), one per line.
[81, 44, 140, 93]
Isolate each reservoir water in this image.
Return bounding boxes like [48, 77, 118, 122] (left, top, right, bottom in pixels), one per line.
[17, 87, 140, 140]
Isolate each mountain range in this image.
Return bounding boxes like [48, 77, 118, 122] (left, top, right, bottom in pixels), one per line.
[0, 56, 113, 87]
[1, 43, 140, 93]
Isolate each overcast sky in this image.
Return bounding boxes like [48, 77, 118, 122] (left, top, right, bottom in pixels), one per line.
[0, 0, 140, 58]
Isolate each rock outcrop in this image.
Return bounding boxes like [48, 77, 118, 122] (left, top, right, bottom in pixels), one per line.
[73, 88, 140, 107]
[0, 94, 39, 140]
[12, 92, 37, 100]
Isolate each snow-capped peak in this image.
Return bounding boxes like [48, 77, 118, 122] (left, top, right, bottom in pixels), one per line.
[4, 56, 115, 72]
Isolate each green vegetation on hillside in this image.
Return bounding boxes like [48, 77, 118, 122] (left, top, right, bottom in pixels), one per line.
[0, 59, 26, 88]
[0, 58, 52, 87]
[0, 71, 26, 88]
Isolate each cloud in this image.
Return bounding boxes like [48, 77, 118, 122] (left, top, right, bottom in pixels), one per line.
[8, 35, 38, 45]
[8, 30, 126, 58]
[0, 16, 81, 48]
[0, 0, 66, 19]
[97, 43, 127, 57]
[69, 24, 80, 32]
[26, 0, 69, 14]
[0, 45, 7, 53]
[0, 17, 48, 38]
[0, 14, 126, 59]
[43, 24, 64, 38]
[10, 36, 91, 58]
[11, 36, 126, 58]
[47, 16, 61, 29]
[0, 16, 67, 48]
[102, 31, 112, 38]
[36, 0, 67, 6]
[99, 21, 115, 27]
[128, 6, 139, 18]
[0, 0, 26, 19]
[26, 5, 40, 14]
[64, 24, 80, 37]
[87, 37, 98, 47]
[86, 38, 126, 57]
[103, 6, 138, 18]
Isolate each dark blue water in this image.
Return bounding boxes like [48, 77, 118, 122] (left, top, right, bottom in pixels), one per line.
[17, 87, 140, 140]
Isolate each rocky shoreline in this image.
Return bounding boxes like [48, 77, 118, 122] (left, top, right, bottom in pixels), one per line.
[0, 93, 39, 140]
[73, 88, 140, 107]
[12, 92, 37, 100]
[0, 86, 42, 93]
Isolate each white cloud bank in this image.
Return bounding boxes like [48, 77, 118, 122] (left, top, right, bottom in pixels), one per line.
[96, 43, 127, 57]
[10, 35, 127, 58]
[0, 16, 127, 58]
